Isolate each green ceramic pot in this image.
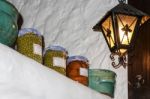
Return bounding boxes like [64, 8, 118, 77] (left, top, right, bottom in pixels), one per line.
[89, 69, 116, 97]
[0, 0, 19, 46]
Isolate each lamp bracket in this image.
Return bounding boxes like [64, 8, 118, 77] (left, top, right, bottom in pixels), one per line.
[118, 0, 126, 4]
[110, 53, 127, 69]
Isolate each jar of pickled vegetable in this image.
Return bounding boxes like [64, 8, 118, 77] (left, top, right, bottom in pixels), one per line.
[17, 28, 43, 63]
[43, 45, 68, 75]
[67, 56, 89, 86]
[0, 0, 19, 46]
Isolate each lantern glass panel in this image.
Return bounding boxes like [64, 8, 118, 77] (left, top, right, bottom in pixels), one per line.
[119, 49, 127, 54]
[102, 16, 115, 48]
[117, 14, 137, 45]
[115, 48, 127, 55]
[140, 16, 150, 25]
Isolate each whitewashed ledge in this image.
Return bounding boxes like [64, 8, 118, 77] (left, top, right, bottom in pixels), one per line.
[0, 44, 110, 99]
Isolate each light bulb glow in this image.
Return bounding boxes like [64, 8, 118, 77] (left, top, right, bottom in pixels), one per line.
[117, 14, 137, 45]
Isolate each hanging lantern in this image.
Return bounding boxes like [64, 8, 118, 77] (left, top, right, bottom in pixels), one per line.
[93, 0, 149, 68]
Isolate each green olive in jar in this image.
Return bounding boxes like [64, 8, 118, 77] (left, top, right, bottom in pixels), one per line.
[17, 28, 43, 63]
[44, 46, 68, 75]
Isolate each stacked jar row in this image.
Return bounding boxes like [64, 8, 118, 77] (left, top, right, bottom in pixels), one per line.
[16, 28, 116, 98]
[16, 28, 89, 85]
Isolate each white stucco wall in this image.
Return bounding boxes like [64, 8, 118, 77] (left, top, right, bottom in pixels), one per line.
[8, 0, 128, 99]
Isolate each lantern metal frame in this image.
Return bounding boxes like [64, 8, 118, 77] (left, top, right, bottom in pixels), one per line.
[93, 0, 148, 69]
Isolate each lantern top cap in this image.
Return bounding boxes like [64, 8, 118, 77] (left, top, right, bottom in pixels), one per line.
[93, 3, 148, 31]
[112, 3, 147, 16]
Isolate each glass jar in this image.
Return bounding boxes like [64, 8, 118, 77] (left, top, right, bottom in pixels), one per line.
[0, 0, 18, 46]
[43, 45, 68, 75]
[17, 28, 43, 63]
[67, 56, 89, 86]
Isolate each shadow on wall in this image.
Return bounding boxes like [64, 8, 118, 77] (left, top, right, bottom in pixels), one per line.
[17, 13, 23, 30]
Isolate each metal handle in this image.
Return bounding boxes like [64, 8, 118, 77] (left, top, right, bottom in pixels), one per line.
[134, 75, 145, 88]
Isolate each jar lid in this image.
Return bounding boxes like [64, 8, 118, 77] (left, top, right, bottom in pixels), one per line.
[18, 28, 41, 37]
[44, 45, 68, 55]
[67, 56, 89, 65]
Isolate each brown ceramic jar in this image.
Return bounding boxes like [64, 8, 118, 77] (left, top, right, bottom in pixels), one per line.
[67, 56, 89, 86]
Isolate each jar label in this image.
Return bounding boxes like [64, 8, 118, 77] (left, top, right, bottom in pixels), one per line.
[53, 57, 66, 68]
[80, 68, 88, 77]
[33, 44, 42, 56]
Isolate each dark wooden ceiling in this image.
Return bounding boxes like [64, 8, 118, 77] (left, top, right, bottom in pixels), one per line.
[129, 0, 150, 15]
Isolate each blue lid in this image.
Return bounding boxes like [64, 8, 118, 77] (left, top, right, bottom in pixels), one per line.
[18, 28, 41, 37]
[44, 45, 68, 55]
[67, 56, 89, 65]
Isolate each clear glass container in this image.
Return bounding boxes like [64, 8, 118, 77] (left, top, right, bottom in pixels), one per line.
[44, 45, 68, 75]
[17, 28, 43, 63]
[67, 56, 89, 86]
